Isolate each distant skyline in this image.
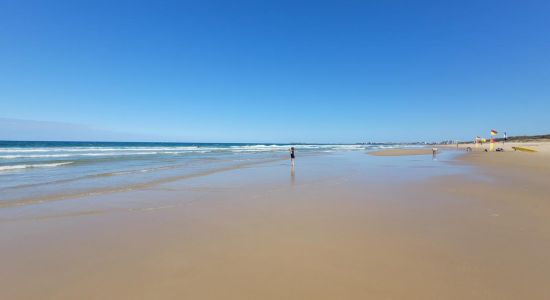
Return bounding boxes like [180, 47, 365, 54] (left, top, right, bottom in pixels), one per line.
[1, 1, 549, 143]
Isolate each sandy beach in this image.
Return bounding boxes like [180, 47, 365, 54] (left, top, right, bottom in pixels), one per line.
[1, 146, 550, 299]
[3, 0, 549, 298]
[368, 148, 434, 156]
[445, 140, 550, 154]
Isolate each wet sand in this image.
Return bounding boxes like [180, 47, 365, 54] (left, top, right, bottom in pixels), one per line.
[1, 151, 549, 299]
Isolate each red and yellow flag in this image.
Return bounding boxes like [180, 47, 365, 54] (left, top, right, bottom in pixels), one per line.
[490, 129, 498, 136]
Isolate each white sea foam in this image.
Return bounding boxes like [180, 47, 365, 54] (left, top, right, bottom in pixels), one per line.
[0, 152, 178, 159]
[0, 162, 73, 171]
[0, 146, 201, 153]
[0, 144, 413, 159]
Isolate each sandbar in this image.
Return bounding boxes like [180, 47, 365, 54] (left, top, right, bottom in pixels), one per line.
[368, 148, 432, 156]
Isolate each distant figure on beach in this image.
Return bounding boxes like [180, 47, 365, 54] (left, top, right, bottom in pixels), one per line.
[504, 132, 508, 144]
[289, 147, 295, 166]
[432, 146, 438, 159]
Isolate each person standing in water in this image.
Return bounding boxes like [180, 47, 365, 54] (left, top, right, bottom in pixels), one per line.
[289, 147, 295, 166]
[432, 146, 438, 159]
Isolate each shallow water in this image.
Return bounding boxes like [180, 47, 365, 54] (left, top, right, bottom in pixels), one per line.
[0, 148, 469, 222]
[0, 141, 426, 206]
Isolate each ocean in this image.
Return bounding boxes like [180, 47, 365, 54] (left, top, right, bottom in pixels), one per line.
[0, 141, 415, 207]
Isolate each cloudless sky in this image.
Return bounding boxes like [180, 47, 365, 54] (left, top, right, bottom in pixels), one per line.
[1, 0, 549, 142]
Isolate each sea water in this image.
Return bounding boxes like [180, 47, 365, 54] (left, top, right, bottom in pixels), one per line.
[0, 141, 418, 207]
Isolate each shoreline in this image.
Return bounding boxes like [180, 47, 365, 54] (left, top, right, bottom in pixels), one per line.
[0, 156, 288, 209]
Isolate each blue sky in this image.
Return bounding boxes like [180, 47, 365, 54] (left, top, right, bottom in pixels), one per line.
[1, 0, 549, 143]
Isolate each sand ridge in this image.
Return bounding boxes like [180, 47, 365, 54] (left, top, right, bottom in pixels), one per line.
[368, 148, 433, 156]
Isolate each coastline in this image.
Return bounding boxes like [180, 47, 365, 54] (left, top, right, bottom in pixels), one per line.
[1, 148, 549, 299]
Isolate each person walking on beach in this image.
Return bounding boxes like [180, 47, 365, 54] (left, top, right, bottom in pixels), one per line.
[289, 147, 295, 166]
[432, 146, 438, 159]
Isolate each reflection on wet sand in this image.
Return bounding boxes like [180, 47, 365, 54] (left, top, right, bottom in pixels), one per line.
[290, 164, 295, 186]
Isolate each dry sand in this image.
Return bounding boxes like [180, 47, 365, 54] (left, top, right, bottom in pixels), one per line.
[1, 149, 550, 300]
[443, 140, 550, 154]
